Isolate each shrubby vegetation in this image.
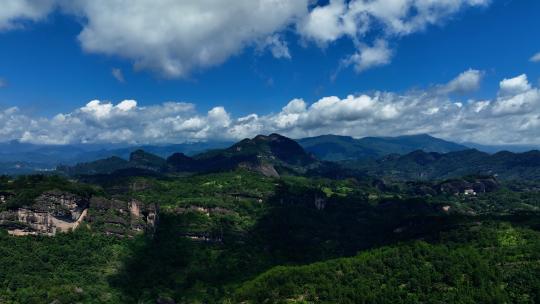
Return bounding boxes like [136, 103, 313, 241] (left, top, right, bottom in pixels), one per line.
[0, 170, 538, 303]
[234, 223, 540, 304]
[0, 175, 101, 210]
[0, 228, 127, 303]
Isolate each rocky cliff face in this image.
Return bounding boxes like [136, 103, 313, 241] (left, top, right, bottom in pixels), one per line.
[238, 162, 280, 178]
[438, 177, 500, 195]
[0, 191, 158, 237]
[0, 191, 89, 236]
[86, 197, 158, 237]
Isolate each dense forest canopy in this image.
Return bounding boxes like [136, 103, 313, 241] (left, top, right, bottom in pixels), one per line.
[0, 134, 539, 303]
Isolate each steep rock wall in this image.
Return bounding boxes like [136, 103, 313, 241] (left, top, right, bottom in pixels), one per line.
[0, 191, 89, 236]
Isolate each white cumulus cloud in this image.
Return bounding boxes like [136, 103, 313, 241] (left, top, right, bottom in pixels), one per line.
[439, 69, 483, 94]
[0, 0, 490, 77]
[66, 0, 308, 77]
[499, 74, 532, 96]
[345, 39, 393, 72]
[299, 0, 489, 73]
[2, 70, 539, 146]
[492, 75, 539, 116]
[0, 0, 55, 30]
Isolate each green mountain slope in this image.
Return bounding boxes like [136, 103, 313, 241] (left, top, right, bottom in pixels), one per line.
[347, 149, 540, 180]
[298, 134, 469, 161]
[60, 134, 318, 177]
[234, 224, 540, 304]
[0, 168, 539, 303]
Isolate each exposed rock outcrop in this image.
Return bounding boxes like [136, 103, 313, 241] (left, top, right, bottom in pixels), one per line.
[173, 205, 236, 217]
[438, 177, 500, 195]
[86, 197, 158, 237]
[0, 191, 158, 237]
[0, 191, 89, 236]
[238, 162, 280, 178]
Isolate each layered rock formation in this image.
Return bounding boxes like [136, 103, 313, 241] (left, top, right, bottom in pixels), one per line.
[0, 191, 158, 237]
[0, 191, 89, 236]
[86, 197, 158, 237]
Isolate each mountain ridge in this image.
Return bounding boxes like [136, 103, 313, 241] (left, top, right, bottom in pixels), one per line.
[347, 148, 540, 180]
[56, 134, 540, 181]
[59, 134, 318, 177]
[5, 133, 540, 178]
[297, 133, 469, 161]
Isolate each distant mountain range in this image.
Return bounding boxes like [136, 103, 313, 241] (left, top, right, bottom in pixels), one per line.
[0, 141, 232, 174]
[297, 134, 469, 161]
[55, 133, 540, 181]
[347, 149, 540, 180]
[58, 134, 318, 178]
[1, 133, 540, 176]
[0, 140, 233, 163]
[462, 142, 540, 154]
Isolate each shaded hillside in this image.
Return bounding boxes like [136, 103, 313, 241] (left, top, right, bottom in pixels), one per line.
[0, 141, 231, 175]
[348, 149, 540, 180]
[298, 134, 468, 161]
[192, 133, 317, 175]
[59, 134, 318, 177]
[58, 150, 169, 176]
[234, 224, 540, 304]
[58, 135, 540, 181]
[57, 156, 130, 176]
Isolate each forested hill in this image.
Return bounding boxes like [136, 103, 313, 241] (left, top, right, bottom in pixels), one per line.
[346, 149, 540, 180]
[297, 134, 469, 161]
[58, 134, 540, 182]
[234, 224, 540, 303]
[4, 133, 539, 175]
[58, 133, 318, 177]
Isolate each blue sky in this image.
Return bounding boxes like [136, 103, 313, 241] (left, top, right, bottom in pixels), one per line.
[0, 0, 539, 145]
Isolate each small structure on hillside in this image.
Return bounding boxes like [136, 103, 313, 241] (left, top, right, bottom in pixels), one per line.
[463, 188, 476, 196]
[0, 191, 13, 204]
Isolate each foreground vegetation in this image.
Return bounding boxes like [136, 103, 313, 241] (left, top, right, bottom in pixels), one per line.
[235, 223, 540, 304]
[0, 229, 126, 303]
[0, 172, 539, 303]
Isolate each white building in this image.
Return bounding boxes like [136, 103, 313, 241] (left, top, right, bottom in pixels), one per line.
[464, 189, 476, 196]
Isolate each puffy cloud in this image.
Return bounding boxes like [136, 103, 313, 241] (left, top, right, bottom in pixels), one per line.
[530, 52, 540, 63]
[111, 68, 125, 83]
[499, 74, 532, 96]
[66, 0, 308, 77]
[299, 0, 489, 73]
[80, 99, 137, 120]
[439, 69, 483, 94]
[492, 75, 539, 116]
[0, 0, 55, 30]
[208, 107, 231, 128]
[297, 0, 355, 44]
[3, 70, 539, 146]
[345, 40, 393, 72]
[1, 0, 488, 77]
[0, 100, 200, 144]
[282, 98, 307, 114]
